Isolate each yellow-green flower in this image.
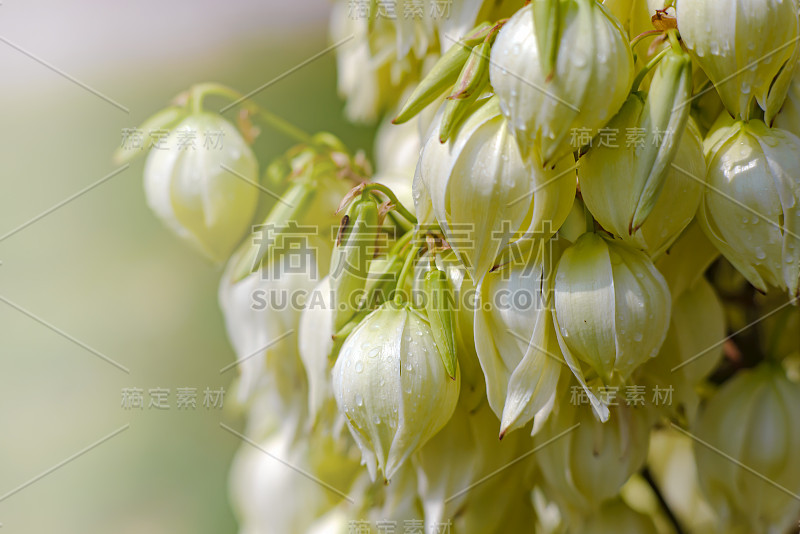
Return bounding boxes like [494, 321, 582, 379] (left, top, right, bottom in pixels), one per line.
[694, 364, 800, 534]
[489, 0, 634, 165]
[698, 119, 800, 297]
[332, 301, 460, 481]
[415, 96, 576, 283]
[553, 233, 671, 383]
[143, 112, 258, 263]
[677, 0, 800, 122]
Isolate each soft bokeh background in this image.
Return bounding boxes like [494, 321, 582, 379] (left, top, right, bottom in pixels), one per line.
[0, 1, 373, 531]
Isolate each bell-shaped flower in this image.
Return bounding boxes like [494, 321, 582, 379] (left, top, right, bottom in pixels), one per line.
[143, 112, 258, 263]
[332, 301, 460, 481]
[414, 96, 576, 283]
[489, 1, 634, 165]
[534, 398, 652, 522]
[553, 232, 671, 383]
[578, 51, 703, 257]
[473, 238, 606, 434]
[693, 363, 800, 534]
[677, 0, 800, 122]
[698, 119, 800, 297]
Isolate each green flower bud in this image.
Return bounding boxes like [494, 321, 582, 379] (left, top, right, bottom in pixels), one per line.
[694, 364, 800, 533]
[438, 39, 492, 143]
[332, 302, 460, 481]
[412, 249, 488, 411]
[393, 22, 492, 125]
[535, 401, 652, 520]
[415, 96, 576, 283]
[424, 268, 458, 379]
[143, 112, 259, 263]
[489, 1, 634, 165]
[578, 95, 704, 258]
[330, 194, 381, 331]
[698, 120, 800, 297]
[579, 499, 658, 534]
[554, 233, 671, 383]
[677, 0, 800, 121]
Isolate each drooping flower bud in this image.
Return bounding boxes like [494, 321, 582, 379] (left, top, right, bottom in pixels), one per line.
[693, 364, 800, 534]
[677, 0, 800, 122]
[143, 112, 259, 263]
[489, 1, 634, 165]
[415, 96, 576, 283]
[535, 399, 652, 521]
[332, 301, 460, 481]
[578, 50, 699, 251]
[580, 114, 704, 255]
[698, 119, 800, 297]
[553, 232, 671, 383]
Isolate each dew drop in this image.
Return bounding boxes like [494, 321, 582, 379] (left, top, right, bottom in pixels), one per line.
[355, 361, 364, 373]
[633, 332, 643, 342]
[355, 394, 363, 406]
[373, 415, 381, 424]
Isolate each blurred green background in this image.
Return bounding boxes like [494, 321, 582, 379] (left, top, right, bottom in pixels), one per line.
[0, 1, 373, 531]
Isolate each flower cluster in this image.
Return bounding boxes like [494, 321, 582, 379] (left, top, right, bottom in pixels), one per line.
[126, 0, 800, 532]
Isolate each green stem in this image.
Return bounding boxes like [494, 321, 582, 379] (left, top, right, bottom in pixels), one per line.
[630, 30, 662, 51]
[252, 108, 313, 145]
[631, 46, 670, 93]
[390, 229, 415, 256]
[667, 29, 682, 54]
[363, 183, 418, 224]
[394, 245, 422, 304]
[187, 82, 312, 145]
